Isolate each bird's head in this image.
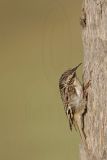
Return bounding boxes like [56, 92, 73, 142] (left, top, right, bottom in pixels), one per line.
[59, 63, 82, 89]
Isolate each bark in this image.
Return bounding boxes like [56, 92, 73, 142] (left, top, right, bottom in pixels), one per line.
[80, 0, 107, 160]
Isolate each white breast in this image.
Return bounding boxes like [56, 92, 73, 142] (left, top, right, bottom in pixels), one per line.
[70, 78, 83, 107]
[74, 78, 83, 97]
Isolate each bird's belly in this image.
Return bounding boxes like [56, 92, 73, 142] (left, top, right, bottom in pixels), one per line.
[69, 95, 82, 108]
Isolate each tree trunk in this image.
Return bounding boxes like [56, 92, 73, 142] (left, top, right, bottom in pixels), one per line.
[80, 0, 107, 160]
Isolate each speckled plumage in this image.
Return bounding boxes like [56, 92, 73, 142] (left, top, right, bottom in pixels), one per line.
[59, 63, 86, 141]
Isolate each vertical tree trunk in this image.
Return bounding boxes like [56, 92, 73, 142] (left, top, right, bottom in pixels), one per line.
[80, 0, 107, 160]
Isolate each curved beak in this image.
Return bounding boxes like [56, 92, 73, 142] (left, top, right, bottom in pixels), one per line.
[71, 63, 82, 73]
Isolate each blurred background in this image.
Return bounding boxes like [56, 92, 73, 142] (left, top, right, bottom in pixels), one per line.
[0, 0, 83, 160]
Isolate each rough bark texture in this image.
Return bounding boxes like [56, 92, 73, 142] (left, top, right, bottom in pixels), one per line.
[80, 0, 107, 160]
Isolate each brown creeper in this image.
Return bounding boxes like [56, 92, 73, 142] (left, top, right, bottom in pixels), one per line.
[59, 63, 87, 143]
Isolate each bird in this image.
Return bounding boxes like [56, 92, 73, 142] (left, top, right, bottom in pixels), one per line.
[59, 63, 87, 143]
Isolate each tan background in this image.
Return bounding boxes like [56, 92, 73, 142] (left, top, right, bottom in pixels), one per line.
[0, 0, 83, 160]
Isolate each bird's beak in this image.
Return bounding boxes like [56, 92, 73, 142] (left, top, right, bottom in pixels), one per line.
[72, 63, 82, 72]
[75, 63, 82, 70]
